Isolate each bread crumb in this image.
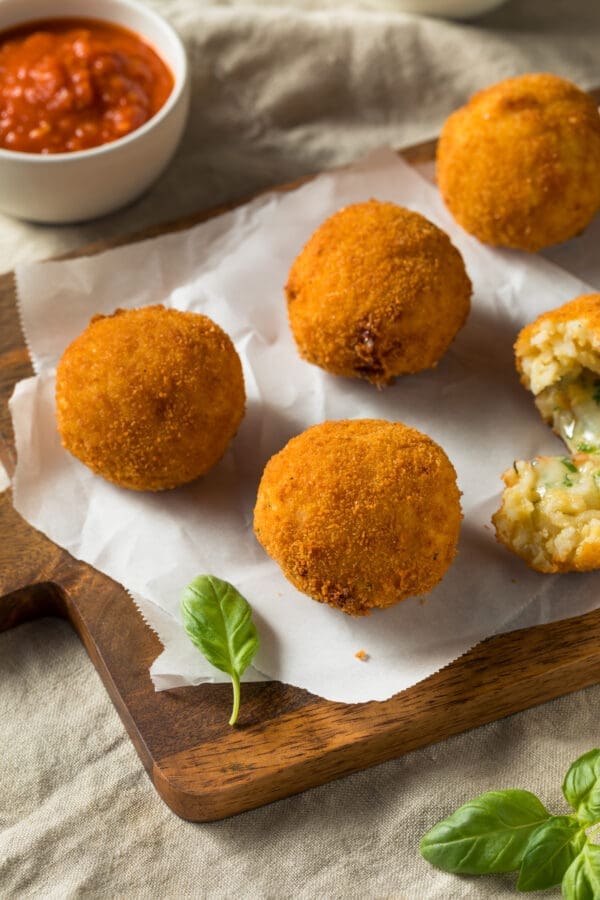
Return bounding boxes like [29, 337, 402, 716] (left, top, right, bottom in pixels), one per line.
[354, 649, 369, 662]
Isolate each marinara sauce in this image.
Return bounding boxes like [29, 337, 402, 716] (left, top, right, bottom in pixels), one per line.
[0, 18, 174, 154]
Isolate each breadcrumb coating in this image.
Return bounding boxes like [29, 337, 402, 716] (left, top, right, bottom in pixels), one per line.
[516, 294, 600, 397]
[56, 305, 245, 491]
[437, 73, 600, 251]
[285, 200, 471, 385]
[493, 455, 600, 573]
[253, 419, 462, 615]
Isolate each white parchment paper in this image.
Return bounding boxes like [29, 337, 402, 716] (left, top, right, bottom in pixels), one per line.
[10, 148, 600, 703]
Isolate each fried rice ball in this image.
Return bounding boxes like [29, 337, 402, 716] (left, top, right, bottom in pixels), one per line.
[515, 294, 600, 450]
[437, 73, 600, 251]
[493, 294, 600, 572]
[253, 419, 462, 615]
[492, 454, 600, 573]
[56, 305, 245, 491]
[285, 200, 471, 386]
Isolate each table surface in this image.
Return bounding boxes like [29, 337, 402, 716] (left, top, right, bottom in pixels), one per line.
[2, 1, 600, 897]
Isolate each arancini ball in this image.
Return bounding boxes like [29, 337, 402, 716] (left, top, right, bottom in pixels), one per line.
[514, 294, 600, 441]
[285, 200, 471, 386]
[437, 73, 600, 251]
[493, 454, 600, 573]
[253, 419, 462, 615]
[493, 294, 600, 573]
[56, 305, 245, 491]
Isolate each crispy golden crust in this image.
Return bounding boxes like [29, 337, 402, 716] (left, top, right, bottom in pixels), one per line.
[56, 305, 245, 491]
[515, 294, 600, 376]
[253, 419, 462, 615]
[285, 200, 471, 385]
[437, 74, 600, 252]
[517, 294, 600, 354]
[514, 293, 600, 401]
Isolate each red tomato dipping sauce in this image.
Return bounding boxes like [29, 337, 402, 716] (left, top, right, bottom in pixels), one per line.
[0, 18, 174, 154]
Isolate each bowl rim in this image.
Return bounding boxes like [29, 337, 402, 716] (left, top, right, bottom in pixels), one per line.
[0, 0, 189, 164]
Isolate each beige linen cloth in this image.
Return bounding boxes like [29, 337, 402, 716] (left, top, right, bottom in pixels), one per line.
[1, 1, 600, 896]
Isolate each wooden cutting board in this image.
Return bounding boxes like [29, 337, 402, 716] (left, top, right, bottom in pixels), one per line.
[2, 110, 600, 822]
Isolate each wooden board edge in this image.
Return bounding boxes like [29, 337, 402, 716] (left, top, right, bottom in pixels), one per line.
[151, 607, 600, 820]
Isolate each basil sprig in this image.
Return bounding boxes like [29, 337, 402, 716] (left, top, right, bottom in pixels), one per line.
[420, 790, 550, 874]
[563, 748, 600, 824]
[420, 748, 600, 897]
[516, 816, 586, 892]
[180, 575, 259, 726]
[562, 843, 600, 899]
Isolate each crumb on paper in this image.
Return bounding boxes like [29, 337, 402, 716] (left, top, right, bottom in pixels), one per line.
[354, 649, 369, 662]
[419, 596, 428, 607]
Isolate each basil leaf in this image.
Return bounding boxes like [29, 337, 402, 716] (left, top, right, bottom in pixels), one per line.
[516, 815, 585, 892]
[563, 749, 600, 824]
[420, 790, 551, 875]
[562, 843, 600, 900]
[181, 575, 259, 726]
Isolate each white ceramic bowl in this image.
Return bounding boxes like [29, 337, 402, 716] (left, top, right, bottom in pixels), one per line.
[0, 0, 190, 223]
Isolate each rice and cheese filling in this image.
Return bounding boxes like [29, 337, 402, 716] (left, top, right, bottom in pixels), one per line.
[535, 368, 600, 455]
[494, 294, 600, 572]
[493, 454, 600, 573]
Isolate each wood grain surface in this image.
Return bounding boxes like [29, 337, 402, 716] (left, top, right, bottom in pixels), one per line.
[2, 107, 600, 822]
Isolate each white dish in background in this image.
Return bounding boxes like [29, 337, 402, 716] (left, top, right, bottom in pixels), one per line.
[0, 0, 189, 223]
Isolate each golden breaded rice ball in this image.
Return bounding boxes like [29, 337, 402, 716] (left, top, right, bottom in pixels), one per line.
[253, 419, 462, 615]
[515, 293, 600, 399]
[515, 294, 600, 451]
[437, 74, 600, 251]
[493, 454, 600, 573]
[285, 200, 471, 386]
[494, 293, 600, 573]
[56, 305, 245, 491]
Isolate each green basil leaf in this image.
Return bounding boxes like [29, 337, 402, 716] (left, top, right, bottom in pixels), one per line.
[563, 749, 600, 824]
[420, 790, 551, 875]
[517, 815, 586, 892]
[181, 575, 259, 726]
[561, 842, 600, 900]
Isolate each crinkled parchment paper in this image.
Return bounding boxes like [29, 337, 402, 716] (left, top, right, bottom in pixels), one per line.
[10, 148, 599, 703]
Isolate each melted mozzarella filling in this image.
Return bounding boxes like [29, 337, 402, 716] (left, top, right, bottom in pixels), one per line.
[495, 454, 600, 571]
[535, 369, 600, 454]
